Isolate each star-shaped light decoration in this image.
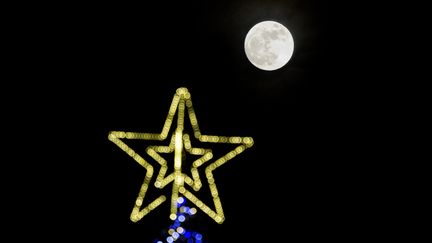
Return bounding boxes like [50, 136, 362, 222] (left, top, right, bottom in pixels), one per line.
[108, 87, 254, 224]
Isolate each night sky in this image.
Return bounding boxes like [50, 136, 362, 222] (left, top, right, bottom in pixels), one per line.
[14, 0, 348, 242]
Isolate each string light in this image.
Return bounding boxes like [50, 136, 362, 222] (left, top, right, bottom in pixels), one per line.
[108, 87, 254, 224]
[156, 197, 205, 243]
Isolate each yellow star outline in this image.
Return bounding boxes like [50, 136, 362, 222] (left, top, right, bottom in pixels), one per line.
[108, 87, 254, 224]
[146, 134, 213, 192]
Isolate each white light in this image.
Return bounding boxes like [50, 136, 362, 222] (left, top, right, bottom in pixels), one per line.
[176, 227, 185, 234]
[178, 215, 186, 222]
[177, 197, 185, 204]
[189, 208, 197, 215]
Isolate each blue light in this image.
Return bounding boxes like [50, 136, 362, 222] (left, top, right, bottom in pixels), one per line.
[178, 215, 186, 222]
[155, 199, 207, 243]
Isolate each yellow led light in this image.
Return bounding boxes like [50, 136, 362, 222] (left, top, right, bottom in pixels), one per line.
[108, 87, 253, 224]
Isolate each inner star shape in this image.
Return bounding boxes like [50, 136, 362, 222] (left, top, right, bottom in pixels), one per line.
[108, 87, 254, 224]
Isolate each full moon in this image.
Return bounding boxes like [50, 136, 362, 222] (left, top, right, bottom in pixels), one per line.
[244, 21, 294, 71]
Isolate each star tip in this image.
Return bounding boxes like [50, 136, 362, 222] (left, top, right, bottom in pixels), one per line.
[215, 217, 225, 224]
[176, 87, 189, 94]
[243, 137, 254, 146]
[130, 215, 139, 223]
[108, 133, 115, 139]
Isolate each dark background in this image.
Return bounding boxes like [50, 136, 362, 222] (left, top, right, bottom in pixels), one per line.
[10, 0, 358, 241]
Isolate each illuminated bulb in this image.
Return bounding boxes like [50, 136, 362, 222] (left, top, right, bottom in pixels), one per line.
[185, 177, 193, 184]
[189, 208, 197, 215]
[184, 206, 190, 214]
[215, 216, 223, 223]
[135, 199, 142, 206]
[167, 236, 174, 243]
[177, 197, 185, 204]
[176, 227, 184, 234]
[178, 215, 186, 222]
